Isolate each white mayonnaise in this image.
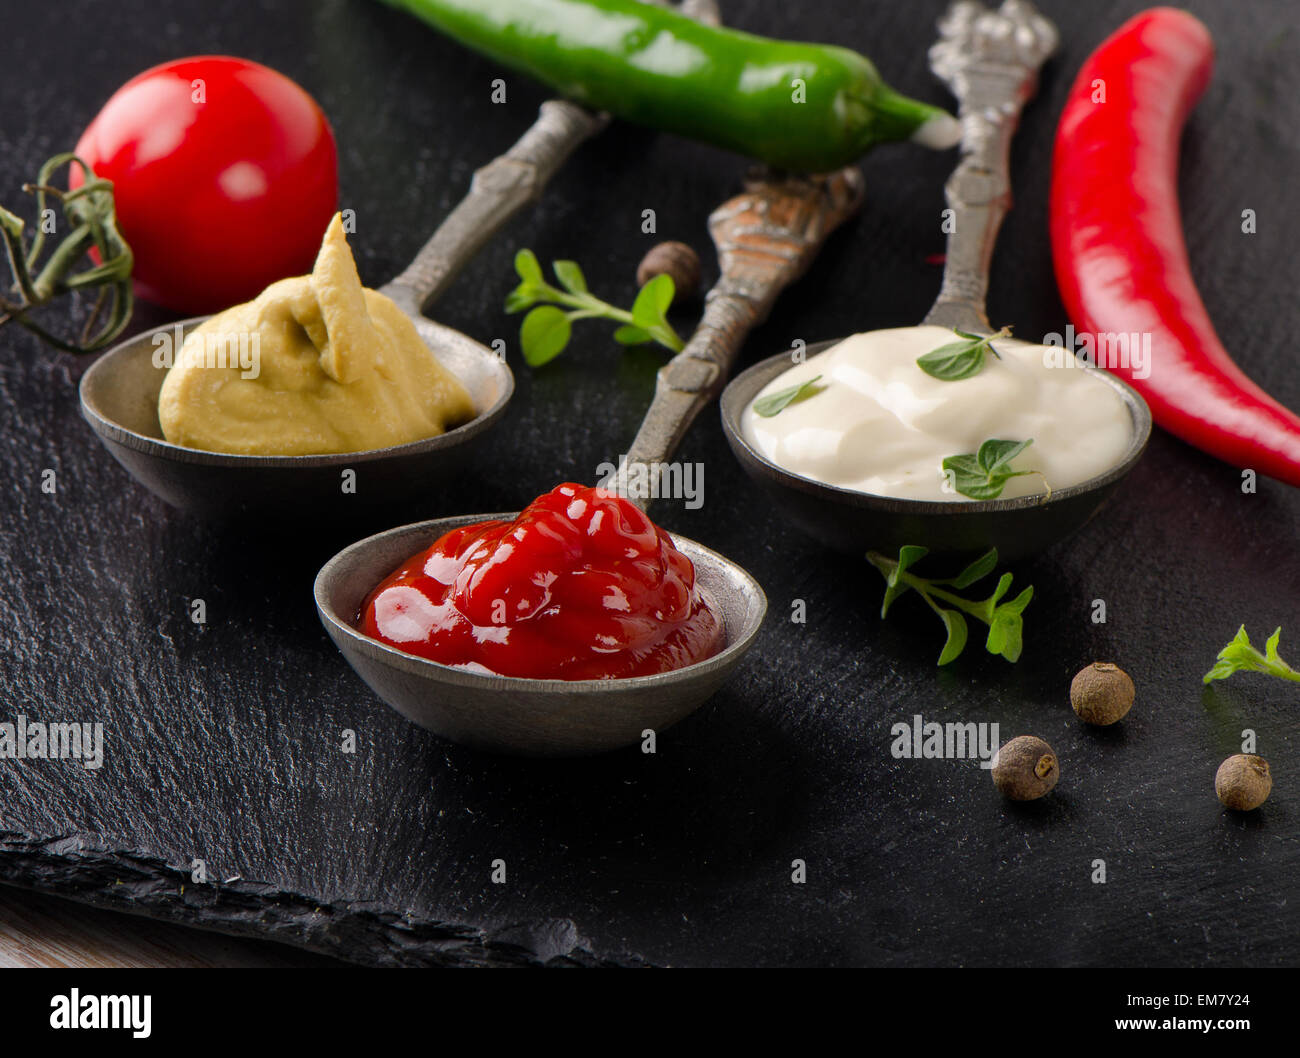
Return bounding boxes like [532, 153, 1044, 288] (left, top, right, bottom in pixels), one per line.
[741, 325, 1133, 502]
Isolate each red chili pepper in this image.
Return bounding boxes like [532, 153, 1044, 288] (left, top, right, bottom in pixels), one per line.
[1050, 7, 1300, 486]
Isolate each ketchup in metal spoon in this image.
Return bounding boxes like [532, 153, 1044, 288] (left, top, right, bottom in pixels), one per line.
[358, 483, 723, 680]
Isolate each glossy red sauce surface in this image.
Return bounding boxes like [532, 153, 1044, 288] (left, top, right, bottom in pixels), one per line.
[358, 483, 723, 680]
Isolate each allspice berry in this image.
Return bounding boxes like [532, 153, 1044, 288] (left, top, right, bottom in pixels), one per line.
[1215, 754, 1272, 811]
[991, 736, 1059, 801]
[636, 241, 701, 300]
[1070, 662, 1135, 726]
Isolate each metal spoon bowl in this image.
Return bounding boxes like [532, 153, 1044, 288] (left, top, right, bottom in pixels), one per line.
[721, 339, 1152, 562]
[314, 513, 766, 756]
[78, 315, 512, 521]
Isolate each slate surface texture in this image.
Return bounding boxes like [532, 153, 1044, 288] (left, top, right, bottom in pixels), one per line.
[1, 0, 1297, 966]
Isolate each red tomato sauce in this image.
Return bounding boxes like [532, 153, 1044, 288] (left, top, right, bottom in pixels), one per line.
[358, 484, 724, 680]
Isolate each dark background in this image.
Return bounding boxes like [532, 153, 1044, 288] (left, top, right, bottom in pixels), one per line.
[1, 0, 1297, 966]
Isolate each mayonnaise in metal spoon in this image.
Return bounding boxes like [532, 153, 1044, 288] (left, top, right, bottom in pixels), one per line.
[721, 1, 1149, 563]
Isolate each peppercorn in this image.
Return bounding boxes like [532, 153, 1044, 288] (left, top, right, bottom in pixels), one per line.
[636, 241, 701, 300]
[991, 736, 1059, 801]
[1070, 661, 1135, 726]
[1215, 754, 1272, 811]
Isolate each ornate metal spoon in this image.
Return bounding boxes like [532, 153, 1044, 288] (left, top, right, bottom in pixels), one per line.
[721, 0, 1150, 562]
[315, 167, 864, 755]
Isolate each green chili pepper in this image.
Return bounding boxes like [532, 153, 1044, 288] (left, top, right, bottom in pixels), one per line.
[378, 0, 960, 171]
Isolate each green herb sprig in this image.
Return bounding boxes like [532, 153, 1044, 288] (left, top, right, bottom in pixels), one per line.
[867, 545, 1033, 665]
[942, 438, 1049, 501]
[1204, 626, 1300, 685]
[753, 375, 823, 417]
[916, 325, 1011, 381]
[505, 249, 684, 367]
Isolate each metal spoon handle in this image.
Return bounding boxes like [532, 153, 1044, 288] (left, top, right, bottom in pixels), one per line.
[601, 168, 866, 509]
[380, 101, 607, 315]
[379, 0, 721, 317]
[922, 0, 1058, 335]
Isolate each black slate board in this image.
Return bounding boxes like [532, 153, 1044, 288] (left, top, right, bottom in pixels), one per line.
[2, 0, 1299, 967]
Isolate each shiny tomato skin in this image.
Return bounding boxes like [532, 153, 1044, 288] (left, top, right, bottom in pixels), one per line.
[73, 56, 337, 314]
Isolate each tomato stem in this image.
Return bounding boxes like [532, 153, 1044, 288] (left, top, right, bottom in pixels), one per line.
[0, 153, 134, 353]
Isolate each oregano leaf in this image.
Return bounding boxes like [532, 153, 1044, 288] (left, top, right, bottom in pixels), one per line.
[519, 306, 571, 367]
[631, 273, 675, 329]
[978, 438, 1033, 475]
[937, 609, 969, 666]
[514, 248, 543, 285]
[552, 260, 587, 295]
[881, 544, 929, 616]
[942, 438, 1037, 500]
[915, 325, 1010, 381]
[949, 548, 998, 589]
[613, 325, 653, 345]
[987, 611, 1023, 662]
[752, 375, 823, 418]
[504, 286, 539, 314]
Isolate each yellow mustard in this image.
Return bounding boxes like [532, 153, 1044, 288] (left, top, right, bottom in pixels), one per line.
[159, 213, 475, 455]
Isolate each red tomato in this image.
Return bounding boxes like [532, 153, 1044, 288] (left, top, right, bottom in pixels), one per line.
[73, 56, 338, 315]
